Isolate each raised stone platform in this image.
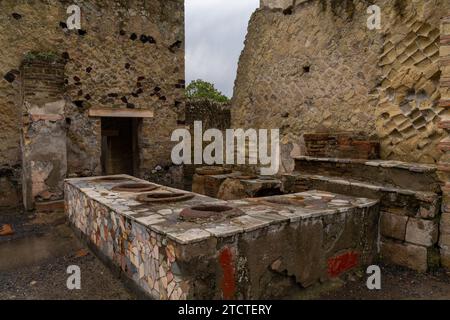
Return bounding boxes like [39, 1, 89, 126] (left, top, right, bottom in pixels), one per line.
[282, 173, 440, 218]
[65, 175, 379, 300]
[294, 156, 440, 193]
[288, 156, 443, 272]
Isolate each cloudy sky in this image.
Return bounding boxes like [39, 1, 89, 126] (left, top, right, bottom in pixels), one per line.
[186, 0, 260, 98]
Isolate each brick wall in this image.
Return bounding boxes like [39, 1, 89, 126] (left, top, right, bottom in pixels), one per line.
[303, 132, 380, 160]
[21, 59, 65, 103]
[20, 59, 67, 210]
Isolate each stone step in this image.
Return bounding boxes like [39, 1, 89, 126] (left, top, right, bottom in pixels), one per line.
[282, 173, 440, 219]
[294, 156, 441, 193]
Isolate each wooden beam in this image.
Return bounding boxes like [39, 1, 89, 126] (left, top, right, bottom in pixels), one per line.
[88, 108, 154, 118]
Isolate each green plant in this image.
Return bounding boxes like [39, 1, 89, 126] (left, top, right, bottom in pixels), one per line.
[186, 79, 230, 103]
[23, 51, 61, 63]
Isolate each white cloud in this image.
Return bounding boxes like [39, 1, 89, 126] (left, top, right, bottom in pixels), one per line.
[186, 0, 260, 98]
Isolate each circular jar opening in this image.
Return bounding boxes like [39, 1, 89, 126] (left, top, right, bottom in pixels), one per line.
[190, 205, 234, 213]
[264, 196, 305, 206]
[234, 174, 258, 180]
[257, 176, 276, 181]
[180, 205, 244, 222]
[112, 183, 158, 193]
[137, 192, 194, 203]
[92, 176, 130, 182]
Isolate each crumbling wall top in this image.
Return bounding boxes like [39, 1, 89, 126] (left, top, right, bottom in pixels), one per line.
[260, 0, 310, 10]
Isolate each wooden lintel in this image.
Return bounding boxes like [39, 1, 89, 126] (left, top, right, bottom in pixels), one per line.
[88, 108, 154, 118]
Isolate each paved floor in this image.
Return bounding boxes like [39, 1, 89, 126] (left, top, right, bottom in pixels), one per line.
[1, 210, 450, 300]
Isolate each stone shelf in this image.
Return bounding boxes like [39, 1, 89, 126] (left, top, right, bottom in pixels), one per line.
[294, 156, 438, 173]
[294, 156, 440, 193]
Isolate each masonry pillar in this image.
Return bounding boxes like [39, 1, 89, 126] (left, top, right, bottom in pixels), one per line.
[438, 16, 450, 269]
[20, 56, 67, 211]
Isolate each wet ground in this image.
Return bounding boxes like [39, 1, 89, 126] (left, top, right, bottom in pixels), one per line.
[0, 210, 136, 300]
[1, 210, 450, 300]
[315, 265, 450, 300]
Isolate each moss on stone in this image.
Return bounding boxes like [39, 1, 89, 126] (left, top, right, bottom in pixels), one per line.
[23, 51, 61, 63]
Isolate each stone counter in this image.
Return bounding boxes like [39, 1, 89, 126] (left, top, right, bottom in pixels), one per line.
[65, 175, 379, 299]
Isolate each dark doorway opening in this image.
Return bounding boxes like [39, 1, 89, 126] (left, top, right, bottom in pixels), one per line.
[254, 188, 283, 198]
[101, 117, 140, 176]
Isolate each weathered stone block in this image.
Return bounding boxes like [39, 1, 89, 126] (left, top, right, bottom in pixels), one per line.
[441, 213, 450, 234]
[441, 45, 450, 57]
[192, 174, 206, 195]
[405, 218, 439, 247]
[440, 233, 450, 249]
[380, 212, 408, 240]
[418, 200, 440, 219]
[381, 240, 428, 272]
[217, 178, 247, 200]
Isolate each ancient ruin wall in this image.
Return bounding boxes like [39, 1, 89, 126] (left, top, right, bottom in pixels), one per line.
[183, 98, 231, 189]
[0, 0, 184, 209]
[233, 0, 450, 164]
[438, 16, 450, 269]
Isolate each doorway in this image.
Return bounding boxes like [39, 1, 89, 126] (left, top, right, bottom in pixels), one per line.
[101, 117, 140, 176]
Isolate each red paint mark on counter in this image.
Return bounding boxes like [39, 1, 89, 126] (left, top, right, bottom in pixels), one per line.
[327, 251, 359, 278]
[219, 247, 236, 299]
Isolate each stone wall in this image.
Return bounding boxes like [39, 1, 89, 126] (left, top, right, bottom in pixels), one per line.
[232, 0, 450, 164]
[438, 16, 450, 269]
[0, 0, 185, 209]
